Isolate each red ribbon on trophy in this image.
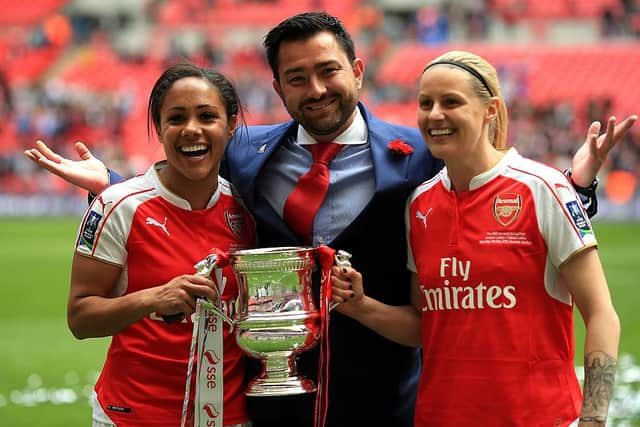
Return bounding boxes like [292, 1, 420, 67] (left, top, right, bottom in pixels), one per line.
[314, 245, 336, 427]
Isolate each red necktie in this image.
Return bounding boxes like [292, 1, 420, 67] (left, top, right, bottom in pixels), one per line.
[283, 142, 342, 244]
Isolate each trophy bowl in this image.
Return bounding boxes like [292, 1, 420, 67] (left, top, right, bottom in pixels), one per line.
[230, 246, 320, 397]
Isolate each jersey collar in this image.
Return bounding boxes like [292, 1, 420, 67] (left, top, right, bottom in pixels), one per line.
[147, 161, 222, 210]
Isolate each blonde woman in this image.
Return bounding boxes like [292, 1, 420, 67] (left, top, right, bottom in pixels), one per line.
[332, 51, 624, 426]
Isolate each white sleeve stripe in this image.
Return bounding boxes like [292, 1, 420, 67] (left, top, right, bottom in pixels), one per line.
[405, 178, 442, 273]
[405, 194, 415, 272]
[409, 175, 442, 205]
[91, 187, 155, 257]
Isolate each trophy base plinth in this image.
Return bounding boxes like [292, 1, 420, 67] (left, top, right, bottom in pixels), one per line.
[245, 375, 317, 397]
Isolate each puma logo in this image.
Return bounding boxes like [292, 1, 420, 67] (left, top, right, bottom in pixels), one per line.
[146, 216, 169, 236]
[415, 208, 432, 228]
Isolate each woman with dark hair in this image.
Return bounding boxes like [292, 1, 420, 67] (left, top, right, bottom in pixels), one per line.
[67, 63, 255, 427]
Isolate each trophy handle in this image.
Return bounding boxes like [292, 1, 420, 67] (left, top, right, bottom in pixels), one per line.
[194, 253, 236, 328]
[329, 250, 352, 311]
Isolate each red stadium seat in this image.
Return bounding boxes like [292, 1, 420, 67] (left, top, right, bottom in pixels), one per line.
[377, 43, 640, 126]
[5, 45, 63, 84]
[492, 0, 623, 20]
[0, 0, 66, 25]
[606, 170, 637, 204]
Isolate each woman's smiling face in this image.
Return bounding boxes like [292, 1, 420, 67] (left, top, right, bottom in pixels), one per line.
[417, 65, 493, 162]
[157, 76, 235, 189]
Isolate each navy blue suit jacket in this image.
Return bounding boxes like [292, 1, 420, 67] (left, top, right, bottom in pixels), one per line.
[225, 103, 443, 427]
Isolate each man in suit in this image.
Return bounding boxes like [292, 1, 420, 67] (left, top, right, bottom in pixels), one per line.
[224, 13, 439, 426]
[24, 11, 636, 427]
[214, 12, 628, 426]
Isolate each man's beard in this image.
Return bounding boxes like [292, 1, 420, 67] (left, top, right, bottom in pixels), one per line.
[290, 94, 358, 137]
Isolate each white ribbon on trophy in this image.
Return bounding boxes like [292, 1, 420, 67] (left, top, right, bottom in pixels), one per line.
[180, 253, 233, 427]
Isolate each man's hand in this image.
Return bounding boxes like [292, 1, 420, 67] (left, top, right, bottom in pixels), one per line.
[571, 115, 637, 187]
[24, 140, 110, 194]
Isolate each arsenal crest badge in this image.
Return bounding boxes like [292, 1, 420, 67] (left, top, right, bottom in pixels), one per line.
[225, 208, 247, 240]
[493, 193, 522, 226]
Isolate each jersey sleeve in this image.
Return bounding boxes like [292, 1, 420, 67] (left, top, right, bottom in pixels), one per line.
[405, 189, 417, 273]
[75, 192, 130, 266]
[534, 170, 598, 267]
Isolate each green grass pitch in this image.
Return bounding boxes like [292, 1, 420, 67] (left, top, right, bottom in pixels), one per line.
[0, 217, 638, 425]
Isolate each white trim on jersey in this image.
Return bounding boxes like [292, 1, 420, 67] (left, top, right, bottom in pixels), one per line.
[406, 173, 442, 273]
[501, 152, 597, 305]
[502, 154, 596, 264]
[91, 391, 115, 425]
[405, 148, 597, 305]
[74, 162, 239, 298]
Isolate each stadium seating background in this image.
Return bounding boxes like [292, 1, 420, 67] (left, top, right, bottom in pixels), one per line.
[0, 0, 638, 216]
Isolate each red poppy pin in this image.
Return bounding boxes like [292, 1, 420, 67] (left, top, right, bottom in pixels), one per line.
[388, 139, 414, 157]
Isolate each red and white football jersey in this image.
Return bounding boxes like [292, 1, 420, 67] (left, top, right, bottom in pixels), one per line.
[406, 149, 596, 427]
[75, 163, 255, 427]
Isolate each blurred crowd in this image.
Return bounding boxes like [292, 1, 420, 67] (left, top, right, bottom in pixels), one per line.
[1, 0, 639, 206]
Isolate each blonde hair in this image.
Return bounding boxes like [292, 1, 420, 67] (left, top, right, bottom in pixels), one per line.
[424, 50, 509, 149]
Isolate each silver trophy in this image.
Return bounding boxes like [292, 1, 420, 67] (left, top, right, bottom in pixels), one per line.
[229, 246, 351, 397]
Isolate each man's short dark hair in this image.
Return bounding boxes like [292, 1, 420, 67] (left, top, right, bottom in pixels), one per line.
[263, 12, 356, 81]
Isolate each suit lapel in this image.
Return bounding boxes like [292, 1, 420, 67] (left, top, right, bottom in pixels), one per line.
[362, 107, 414, 193]
[227, 122, 301, 244]
[228, 122, 296, 210]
